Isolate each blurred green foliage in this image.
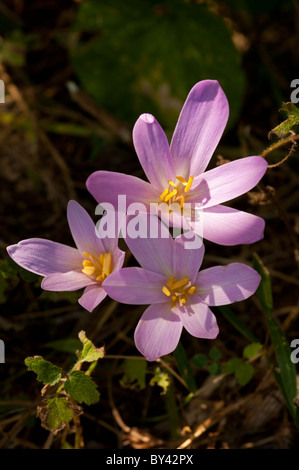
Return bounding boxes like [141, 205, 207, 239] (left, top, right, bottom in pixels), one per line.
[70, 0, 246, 132]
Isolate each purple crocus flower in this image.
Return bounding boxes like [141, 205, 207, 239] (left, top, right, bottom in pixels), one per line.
[86, 80, 268, 246]
[103, 216, 261, 361]
[6, 200, 125, 312]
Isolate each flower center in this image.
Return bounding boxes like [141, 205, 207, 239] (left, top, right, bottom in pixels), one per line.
[82, 251, 112, 283]
[160, 176, 194, 208]
[162, 276, 196, 307]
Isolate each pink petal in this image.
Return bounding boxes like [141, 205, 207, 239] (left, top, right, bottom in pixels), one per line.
[102, 267, 168, 304]
[175, 296, 219, 339]
[134, 303, 183, 361]
[6, 238, 82, 276]
[173, 234, 205, 283]
[199, 205, 265, 245]
[196, 263, 261, 306]
[86, 171, 158, 209]
[133, 113, 175, 190]
[189, 156, 268, 209]
[41, 271, 95, 291]
[124, 214, 174, 277]
[170, 80, 229, 178]
[67, 200, 104, 256]
[78, 284, 107, 312]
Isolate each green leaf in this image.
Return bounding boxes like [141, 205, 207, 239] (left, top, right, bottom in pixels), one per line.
[243, 342, 263, 359]
[224, 357, 243, 375]
[47, 397, 74, 432]
[120, 358, 147, 390]
[76, 330, 105, 364]
[252, 254, 273, 317]
[219, 305, 260, 343]
[270, 102, 299, 138]
[64, 370, 100, 405]
[46, 338, 82, 355]
[71, 0, 245, 130]
[208, 362, 220, 375]
[209, 347, 222, 362]
[252, 255, 298, 425]
[149, 367, 170, 395]
[192, 353, 209, 369]
[25, 356, 62, 386]
[173, 342, 197, 393]
[235, 362, 254, 387]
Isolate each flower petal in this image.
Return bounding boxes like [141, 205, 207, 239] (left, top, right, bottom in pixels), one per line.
[41, 271, 95, 291]
[196, 263, 261, 306]
[170, 80, 229, 177]
[173, 233, 205, 283]
[6, 238, 82, 276]
[78, 284, 107, 312]
[197, 205, 265, 245]
[124, 214, 174, 277]
[133, 113, 175, 190]
[189, 156, 268, 209]
[102, 267, 168, 304]
[86, 171, 158, 210]
[134, 303, 183, 361]
[67, 200, 104, 256]
[175, 296, 219, 339]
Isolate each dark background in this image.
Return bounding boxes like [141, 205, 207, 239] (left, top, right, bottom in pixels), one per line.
[0, 0, 298, 449]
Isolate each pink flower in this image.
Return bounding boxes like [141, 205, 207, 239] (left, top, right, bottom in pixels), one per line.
[103, 216, 261, 361]
[6, 200, 125, 312]
[87, 80, 267, 246]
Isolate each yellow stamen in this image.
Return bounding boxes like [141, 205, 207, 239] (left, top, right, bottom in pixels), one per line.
[82, 265, 96, 275]
[188, 286, 195, 295]
[168, 180, 176, 186]
[176, 176, 187, 184]
[82, 251, 112, 283]
[164, 189, 177, 202]
[160, 188, 169, 201]
[167, 277, 175, 288]
[171, 277, 189, 290]
[102, 252, 112, 277]
[162, 286, 171, 296]
[184, 176, 194, 192]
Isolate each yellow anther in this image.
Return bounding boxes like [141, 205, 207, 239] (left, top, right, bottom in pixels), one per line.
[162, 286, 171, 296]
[160, 188, 169, 201]
[176, 176, 187, 184]
[184, 176, 194, 193]
[164, 189, 177, 202]
[168, 180, 176, 186]
[102, 253, 112, 277]
[171, 296, 177, 302]
[179, 297, 187, 307]
[188, 286, 195, 295]
[82, 251, 112, 283]
[167, 277, 175, 288]
[171, 277, 189, 290]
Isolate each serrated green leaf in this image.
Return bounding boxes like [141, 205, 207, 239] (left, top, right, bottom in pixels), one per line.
[209, 347, 222, 362]
[120, 358, 147, 390]
[192, 353, 209, 369]
[47, 397, 74, 431]
[64, 370, 100, 405]
[235, 362, 254, 387]
[77, 330, 105, 363]
[173, 342, 197, 393]
[243, 342, 263, 359]
[25, 356, 62, 386]
[149, 367, 170, 395]
[270, 102, 299, 137]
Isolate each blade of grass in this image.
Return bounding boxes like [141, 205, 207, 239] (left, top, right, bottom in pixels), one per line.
[173, 341, 197, 393]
